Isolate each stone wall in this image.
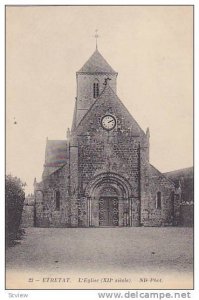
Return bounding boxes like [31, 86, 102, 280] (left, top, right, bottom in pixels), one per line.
[147, 174, 176, 226]
[74, 84, 152, 227]
[69, 136, 79, 227]
[35, 163, 70, 227]
[72, 84, 182, 227]
[76, 131, 145, 227]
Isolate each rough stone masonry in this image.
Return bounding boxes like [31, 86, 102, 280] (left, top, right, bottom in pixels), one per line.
[30, 47, 184, 228]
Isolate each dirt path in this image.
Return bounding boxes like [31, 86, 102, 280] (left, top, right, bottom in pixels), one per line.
[6, 227, 193, 274]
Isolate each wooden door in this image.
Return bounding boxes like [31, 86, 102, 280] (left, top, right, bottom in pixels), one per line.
[99, 197, 119, 226]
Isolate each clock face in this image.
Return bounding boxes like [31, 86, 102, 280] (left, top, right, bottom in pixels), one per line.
[101, 115, 116, 131]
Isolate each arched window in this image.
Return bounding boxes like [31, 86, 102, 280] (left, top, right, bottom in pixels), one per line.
[93, 80, 99, 98]
[156, 192, 161, 209]
[55, 191, 60, 211]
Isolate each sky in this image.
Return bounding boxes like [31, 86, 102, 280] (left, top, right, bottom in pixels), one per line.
[6, 5, 193, 194]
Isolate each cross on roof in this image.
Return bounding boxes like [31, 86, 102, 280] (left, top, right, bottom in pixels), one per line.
[94, 29, 99, 50]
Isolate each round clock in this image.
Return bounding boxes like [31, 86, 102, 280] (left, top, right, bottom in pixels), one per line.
[101, 115, 116, 131]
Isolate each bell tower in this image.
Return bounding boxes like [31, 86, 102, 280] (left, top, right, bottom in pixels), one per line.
[72, 47, 118, 130]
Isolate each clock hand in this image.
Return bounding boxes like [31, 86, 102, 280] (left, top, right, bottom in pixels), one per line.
[108, 120, 114, 123]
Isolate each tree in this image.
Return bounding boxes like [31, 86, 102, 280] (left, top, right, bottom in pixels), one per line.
[5, 175, 26, 246]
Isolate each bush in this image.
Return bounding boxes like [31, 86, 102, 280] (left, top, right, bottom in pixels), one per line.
[5, 175, 26, 247]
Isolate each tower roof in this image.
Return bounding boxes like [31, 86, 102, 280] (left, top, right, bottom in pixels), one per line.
[77, 49, 117, 74]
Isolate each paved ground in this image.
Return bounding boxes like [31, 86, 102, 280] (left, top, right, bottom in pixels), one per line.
[6, 227, 193, 274]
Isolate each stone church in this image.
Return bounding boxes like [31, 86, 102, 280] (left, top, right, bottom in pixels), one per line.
[33, 46, 181, 228]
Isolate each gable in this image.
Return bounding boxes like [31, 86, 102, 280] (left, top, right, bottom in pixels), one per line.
[75, 84, 145, 137]
[150, 164, 175, 187]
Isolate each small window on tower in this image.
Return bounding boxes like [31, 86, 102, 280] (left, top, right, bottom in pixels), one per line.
[55, 191, 60, 211]
[93, 80, 99, 98]
[156, 192, 162, 209]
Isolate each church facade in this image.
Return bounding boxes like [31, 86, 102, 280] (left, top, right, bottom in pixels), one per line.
[34, 48, 181, 228]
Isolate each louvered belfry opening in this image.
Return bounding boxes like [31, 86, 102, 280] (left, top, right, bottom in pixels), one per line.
[93, 81, 99, 98]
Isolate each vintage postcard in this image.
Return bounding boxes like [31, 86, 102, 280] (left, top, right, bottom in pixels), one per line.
[5, 5, 193, 291]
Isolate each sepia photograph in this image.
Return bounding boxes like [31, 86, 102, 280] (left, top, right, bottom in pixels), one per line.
[5, 5, 193, 290]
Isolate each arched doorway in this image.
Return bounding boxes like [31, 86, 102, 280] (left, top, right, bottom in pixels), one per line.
[85, 172, 134, 227]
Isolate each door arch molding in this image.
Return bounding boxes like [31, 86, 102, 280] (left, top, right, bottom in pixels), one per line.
[85, 172, 132, 199]
[85, 172, 133, 227]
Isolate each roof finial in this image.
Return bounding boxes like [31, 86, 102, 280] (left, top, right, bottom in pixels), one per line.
[94, 29, 99, 50]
